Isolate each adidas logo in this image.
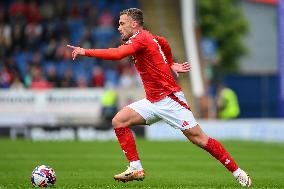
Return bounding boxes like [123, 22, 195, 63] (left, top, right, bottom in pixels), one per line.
[225, 159, 231, 165]
[182, 121, 189, 127]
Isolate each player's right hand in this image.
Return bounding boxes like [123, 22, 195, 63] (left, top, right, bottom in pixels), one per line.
[66, 45, 85, 60]
[170, 62, 191, 77]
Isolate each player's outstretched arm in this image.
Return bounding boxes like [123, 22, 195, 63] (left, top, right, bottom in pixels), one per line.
[171, 62, 191, 77]
[67, 44, 136, 61]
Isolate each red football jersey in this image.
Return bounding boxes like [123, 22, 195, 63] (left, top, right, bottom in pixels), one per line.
[125, 29, 181, 102]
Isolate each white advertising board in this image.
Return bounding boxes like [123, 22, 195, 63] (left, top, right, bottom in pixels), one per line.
[146, 119, 284, 142]
[0, 88, 145, 127]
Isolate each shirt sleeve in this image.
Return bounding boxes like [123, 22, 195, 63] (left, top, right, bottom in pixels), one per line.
[84, 44, 136, 60]
[84, 31, 145, 60]
[155, 36, 174, 67]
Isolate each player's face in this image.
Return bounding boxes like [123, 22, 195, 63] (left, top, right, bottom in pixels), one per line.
[118, 14, 135, 41]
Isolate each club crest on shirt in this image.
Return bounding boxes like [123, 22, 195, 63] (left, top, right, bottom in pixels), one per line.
[126, 40, 132, 44]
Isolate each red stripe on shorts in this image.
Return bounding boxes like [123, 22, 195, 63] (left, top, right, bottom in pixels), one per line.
[168, 93, 191, 111]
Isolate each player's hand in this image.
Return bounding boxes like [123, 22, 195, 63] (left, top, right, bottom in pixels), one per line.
[171, 62, 191, 77]
[66, 45, 85, 60]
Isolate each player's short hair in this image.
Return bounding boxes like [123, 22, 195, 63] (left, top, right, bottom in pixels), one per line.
[120, 8, 144, 26]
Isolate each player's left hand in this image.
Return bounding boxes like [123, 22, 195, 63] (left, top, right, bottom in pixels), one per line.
[67, 45, 85, 60]
[171, 62, 191, 77]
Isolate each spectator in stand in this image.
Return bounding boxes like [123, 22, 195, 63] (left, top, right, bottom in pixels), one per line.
[29, 50, 42, 68]
[0, 56, 21, 89]
[30, 66, 51, 90]
[69, 0, 81, 19]
[99, 9, 114, 27]
[8, 0, 27, 20]
[25, 20, 43, 50]
[56, 37, 72, 60]
[0, 10, 12, 57]
[40, 0, 55, 22]
[91, 66, 105, 87]
[44, 37, 57, 60]
[46, 65, 61, 88]
[0, 66, 13, 88]
[11, 20, 25, 51]
[1, 0, 141, 89]
[54, 1, 68, 20]
[10, 72, 24, 89]
[83, 2, 98, 27]
[61, 68, 75, 88]
[76, 75, 88, 88]
[4, 56, 20, 77]
[79, 30, 94, 50]
[26, 0, 41, 24]
[23, 64, 32, 88]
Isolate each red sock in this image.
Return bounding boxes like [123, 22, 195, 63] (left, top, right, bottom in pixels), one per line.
[114, 127, 139, 162]
[204, 138, 238, 172]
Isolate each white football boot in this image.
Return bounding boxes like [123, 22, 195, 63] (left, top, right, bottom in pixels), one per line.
[114, 166, 145, 182]
[235, 170, 252, 187]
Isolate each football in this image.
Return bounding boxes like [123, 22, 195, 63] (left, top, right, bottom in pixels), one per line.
[31, 165, 56, 187]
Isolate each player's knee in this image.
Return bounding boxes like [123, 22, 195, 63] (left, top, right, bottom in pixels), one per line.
[184, 132, 208, 147]
[112, 117, 119, 128]
[183, 126, 209, 147]
[112, 116, 126, 128]
[190, 135, 208, 148]
[190, 136, 202, 147]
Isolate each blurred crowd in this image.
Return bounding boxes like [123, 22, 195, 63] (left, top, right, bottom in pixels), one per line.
[0, 0, 142, 90]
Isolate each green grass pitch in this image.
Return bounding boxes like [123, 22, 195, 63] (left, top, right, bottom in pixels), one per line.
[0, 138, 283, 189]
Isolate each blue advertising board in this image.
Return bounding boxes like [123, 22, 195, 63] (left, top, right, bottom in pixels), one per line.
[279, 0, 284, 117]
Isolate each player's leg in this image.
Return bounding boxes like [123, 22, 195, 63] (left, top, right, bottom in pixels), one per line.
[112, 99, 157, 182]
[154, 92, 251, 186]
[112, 106, 146, 182]
[112, 106, 146, 164]
[182, 125, 239, 171]
[182, 125, 252, 187]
